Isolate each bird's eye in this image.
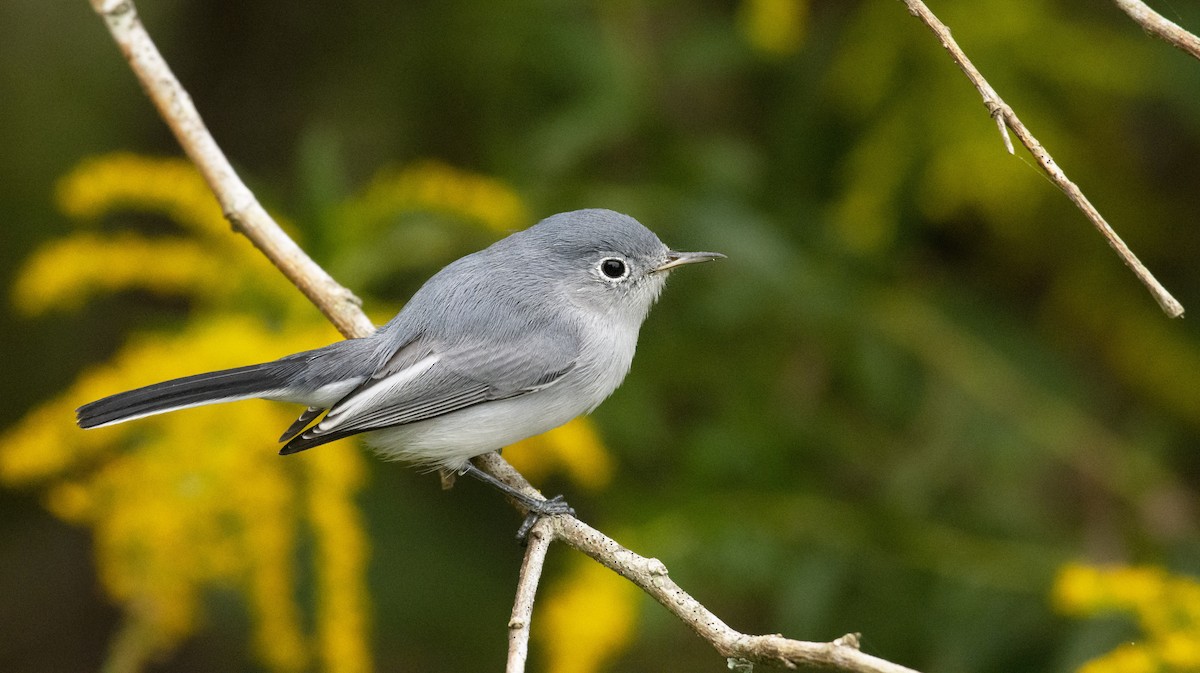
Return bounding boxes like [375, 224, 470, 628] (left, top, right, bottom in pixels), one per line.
[599, 257, 628, 280]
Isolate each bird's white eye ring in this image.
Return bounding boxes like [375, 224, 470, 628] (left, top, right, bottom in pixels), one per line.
[598, 257, 629, 280]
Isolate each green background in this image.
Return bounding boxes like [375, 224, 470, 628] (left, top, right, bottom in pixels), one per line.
[2, 0, 1200, 671]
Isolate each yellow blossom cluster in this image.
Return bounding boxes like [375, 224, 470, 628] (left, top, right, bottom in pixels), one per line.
[303, 446, 372, 673]
[6, 152, 627, 672]
[57, 152, 224, 229]
[537, 553, 640, 673]
[1054, 563, 1200, 673]
[17, 153, 303, 317]
[4, 154, 369, 673]
[506, 418, 614, 492]
[1, 315, 362, 673]
[14, 232, 230, 314]
[336, 159, 528, 237]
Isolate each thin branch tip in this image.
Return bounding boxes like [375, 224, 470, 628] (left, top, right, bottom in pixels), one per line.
[901, 0, 1184, 318]
[1157, 293, 1185, 319]
[1113, 0, 1200, 61]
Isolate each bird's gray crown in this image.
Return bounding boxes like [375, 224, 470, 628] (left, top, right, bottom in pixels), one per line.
[509, 209, 668, 262]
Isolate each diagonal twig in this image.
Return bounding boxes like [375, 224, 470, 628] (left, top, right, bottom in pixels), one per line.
[86, 0, 375, 339]
[473, 454, 921, 673]
[899, 0, 1184, 319]
[1113, 0, 1200, 61]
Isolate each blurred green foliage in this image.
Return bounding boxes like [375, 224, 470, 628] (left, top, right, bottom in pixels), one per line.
[2, 0, 1200, 671]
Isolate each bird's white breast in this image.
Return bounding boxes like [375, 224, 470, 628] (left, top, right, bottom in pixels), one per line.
[567, 303, 642, 412]
[365, 304, 643, 471]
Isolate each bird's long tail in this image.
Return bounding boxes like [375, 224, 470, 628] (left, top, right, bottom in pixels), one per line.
[75, 362, 295, 429]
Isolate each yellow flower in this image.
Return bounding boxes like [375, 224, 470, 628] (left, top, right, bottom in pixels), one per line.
[505, 418, 614, 492]
[5, 153, 371, 673]
[303, 445, 373, 673]
[538, 555, 640, 673]
[1054, 563, 1200, 673]
[57, 153, 223, 228]
[0, 317, 346, 672]
[1159, 630, 1200, 670]
[1078, 643, 1157, 673]
[1109, 566, 1167, 608]
[338, 159, 527, 237]
[1054, 562, 1106, 614]
[13, 233, 231, 314]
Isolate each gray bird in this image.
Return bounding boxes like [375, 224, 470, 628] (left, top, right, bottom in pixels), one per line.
[76, 209, 723, 525]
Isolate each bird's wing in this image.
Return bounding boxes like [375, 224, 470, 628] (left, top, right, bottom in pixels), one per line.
[279, 326, 579, 454]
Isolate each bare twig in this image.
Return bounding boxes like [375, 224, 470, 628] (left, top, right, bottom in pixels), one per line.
[561, 515, 911, 672]
[506, 518, 553, 673]
[899, 0, 1185, 319]
[1114, 0, 1200, 61]
[473, 455, 919, 673]
[87, 0, 375, 339]
[89, 1, 923, 671]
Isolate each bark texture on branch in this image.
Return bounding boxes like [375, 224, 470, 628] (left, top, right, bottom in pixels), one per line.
[1113, 0, 1200, 61]
[900, 0, 1184, 318]
[474, 453, 922, 673]
[88, 0, 375, 339]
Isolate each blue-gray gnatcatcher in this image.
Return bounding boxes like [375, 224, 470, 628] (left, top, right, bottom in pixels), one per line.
[76, 209, 722, 524]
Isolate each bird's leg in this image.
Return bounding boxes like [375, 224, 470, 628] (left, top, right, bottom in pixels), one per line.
[457, 462, 575, 540]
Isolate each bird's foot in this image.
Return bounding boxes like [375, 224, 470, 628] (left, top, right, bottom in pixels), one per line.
[515, 494, 575, 542]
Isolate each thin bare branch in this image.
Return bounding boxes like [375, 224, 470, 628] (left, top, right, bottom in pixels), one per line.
[87, 0, 375, 339]
[506, 518, 554, 673]
[90, 1, 924, 670]
[473, 454, 919, 673]
[899, 0, 1184, 319]
[1114, 0, 1200, 61]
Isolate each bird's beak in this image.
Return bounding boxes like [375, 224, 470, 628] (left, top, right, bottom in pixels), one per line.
[652, 250, 726, 274]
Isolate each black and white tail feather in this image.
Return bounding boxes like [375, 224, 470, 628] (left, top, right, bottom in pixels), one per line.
[75, 361, 302, 430]
[75, 337, 387, 454]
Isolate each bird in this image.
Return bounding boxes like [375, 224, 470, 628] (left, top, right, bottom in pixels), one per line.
[76, 208, 723, 525]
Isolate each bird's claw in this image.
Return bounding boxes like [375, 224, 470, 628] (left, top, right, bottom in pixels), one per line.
[516, 494, 575, 542]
